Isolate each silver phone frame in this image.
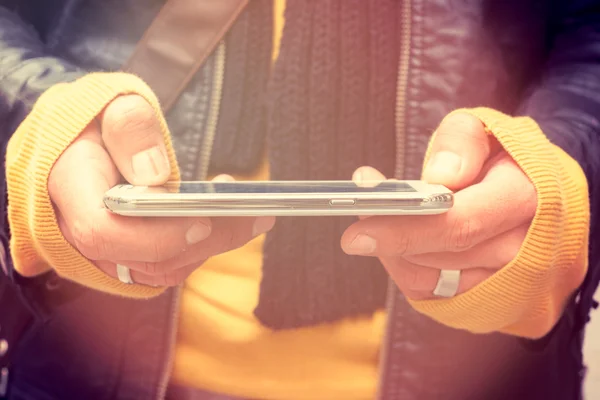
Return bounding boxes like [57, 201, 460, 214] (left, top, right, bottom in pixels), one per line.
[103, 180, 454, 217]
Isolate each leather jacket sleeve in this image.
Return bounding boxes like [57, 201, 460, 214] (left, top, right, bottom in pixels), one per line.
[517, 0, 600, 327]
[0, 6, 84, 134]
[0, 5, 85, 280]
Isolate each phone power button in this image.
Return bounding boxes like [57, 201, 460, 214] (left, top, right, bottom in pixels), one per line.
[329, 199, 356, 206]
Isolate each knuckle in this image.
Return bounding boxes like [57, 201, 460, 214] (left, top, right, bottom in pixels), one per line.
[150, 274, 168, 287]
[163, 269, 187, 287]
[71, 219, 107, 260]
[388, 260, 422, 294]
[231, 230, 251, 250]
[141, 261, 160, 275]
[102, 95, 157, 140]
[437, 113, 488, 150]
[218, 228, 239, 252]
[403, 266, 421, 292]
[148, 241, 172, 262]
[148, 272, 169, 287]
[391, 234, 412, 256]
[446, 218, 481, 251]
[442, 112, 483, 135]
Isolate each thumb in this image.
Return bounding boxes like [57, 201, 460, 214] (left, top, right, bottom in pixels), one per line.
[352, 166, 387, 187]
[352, 166, 387, 220]
[100, 94, 171, 186]
[422, 112, 492, 190]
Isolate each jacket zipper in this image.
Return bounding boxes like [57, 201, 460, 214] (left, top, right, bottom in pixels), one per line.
[376, 280, 400, 400]
[376, 0, 411, 398]
[393, 0, 410, 181]
[156, 286, 182, 400]
[155, 41, 227, 400]
[196, 42, 227, 180]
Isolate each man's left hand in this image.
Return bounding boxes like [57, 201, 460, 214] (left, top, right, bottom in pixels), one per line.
[341, 112, 537, 300]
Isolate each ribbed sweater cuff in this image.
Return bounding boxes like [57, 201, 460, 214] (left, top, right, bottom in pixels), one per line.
[409, 108, 590, 338]
[6, 72, 180, 298]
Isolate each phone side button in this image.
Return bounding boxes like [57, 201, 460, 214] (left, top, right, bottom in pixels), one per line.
[329, 199, 356, 206]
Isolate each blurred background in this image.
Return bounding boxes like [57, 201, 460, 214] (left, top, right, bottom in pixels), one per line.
[585, 306, 600, 397]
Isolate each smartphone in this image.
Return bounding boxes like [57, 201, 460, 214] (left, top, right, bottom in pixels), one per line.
[103, 180, 453, 217]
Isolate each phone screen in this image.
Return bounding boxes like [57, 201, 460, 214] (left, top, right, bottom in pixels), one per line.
[162, 181, 417, 194]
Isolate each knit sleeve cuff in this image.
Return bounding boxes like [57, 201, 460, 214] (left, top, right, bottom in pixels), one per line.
[6, 72, 180, 298]
[408, 107, 590, 338]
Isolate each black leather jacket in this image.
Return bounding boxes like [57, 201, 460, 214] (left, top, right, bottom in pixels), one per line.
[2, 1, 600, 399]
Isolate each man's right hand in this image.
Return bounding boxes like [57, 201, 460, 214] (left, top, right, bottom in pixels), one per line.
[48, 95, 275, 287]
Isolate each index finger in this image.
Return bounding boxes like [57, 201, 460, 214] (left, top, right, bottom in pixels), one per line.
[341, 155, 536, 256]
[53, 134, 212, 263]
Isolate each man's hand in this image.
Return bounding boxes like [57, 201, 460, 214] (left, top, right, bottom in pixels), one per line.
[48, 95, 275, 287]
[341, 112, 537, 300]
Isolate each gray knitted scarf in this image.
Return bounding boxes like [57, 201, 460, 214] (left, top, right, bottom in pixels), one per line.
[253, 0, 401, 329]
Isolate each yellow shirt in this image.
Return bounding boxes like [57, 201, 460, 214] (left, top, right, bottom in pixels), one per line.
[171, 161, 386, 400]
[171, 3, 385, 399]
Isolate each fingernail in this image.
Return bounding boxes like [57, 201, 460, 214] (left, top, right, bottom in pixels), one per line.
[253, 217, 276, 237]
[132, 146, 169, 182]
[354, 170, 363, 184]
[186, 222, 211, 245]
[212, 174, 235, 182]
[345, 234, 377, 255]
[425, 151, 462, 180]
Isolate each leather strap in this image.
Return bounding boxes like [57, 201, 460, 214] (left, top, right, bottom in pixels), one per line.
[123, 0, 249, 112]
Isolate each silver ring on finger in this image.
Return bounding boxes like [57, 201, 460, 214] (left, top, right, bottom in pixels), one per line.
[433, 269, 461, 298]
[116, 264, 135, 285]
